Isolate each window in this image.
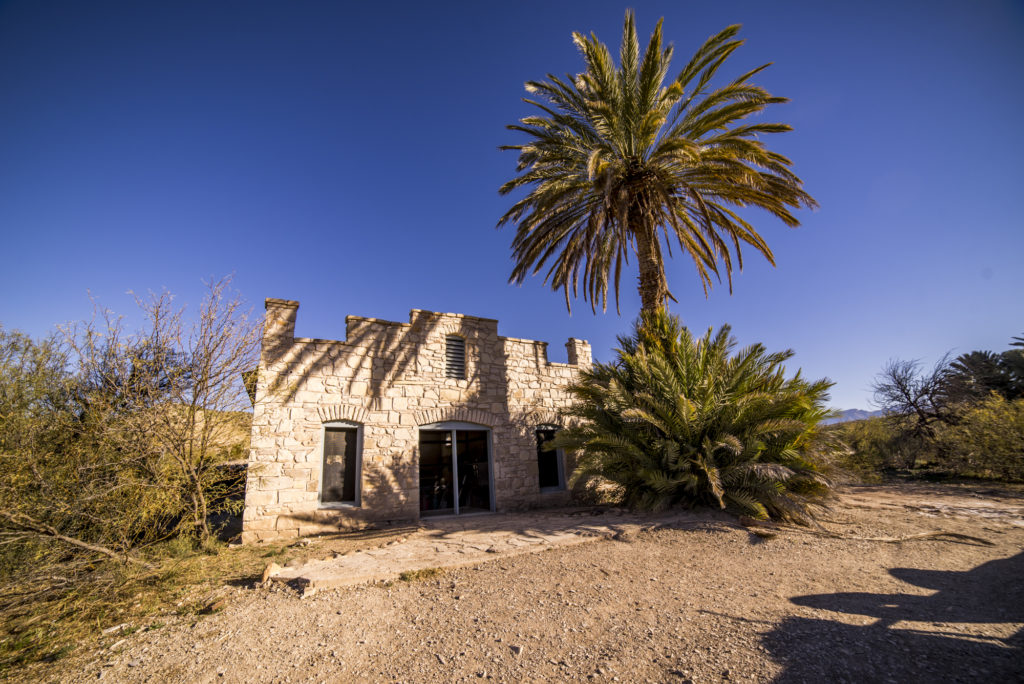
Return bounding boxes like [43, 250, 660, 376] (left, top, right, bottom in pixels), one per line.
[321, 422, 361, 506]
[536, 425, 565, 491]
[445, 335, 466, 379]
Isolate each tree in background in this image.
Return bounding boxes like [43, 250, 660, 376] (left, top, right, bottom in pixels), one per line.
[870, 356, 952, 440]
[499, 10, 817, 313]
[861, 333, 1024, 479]
[943, 336, 1024, 404]
[127, 278, 260, 540]
[872, 333, 1024, 429]
[551, 310, 836, 522]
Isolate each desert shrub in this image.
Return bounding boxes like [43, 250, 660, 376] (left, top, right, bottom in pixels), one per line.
[0, 327, 175, 668]
[831, 417, 929, 479]
[553, 310, 837, 523]
[933, 396, 1024, 481]
[0, 278, 258, 671]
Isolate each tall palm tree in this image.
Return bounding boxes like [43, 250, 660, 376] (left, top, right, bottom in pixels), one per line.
[498, 11, 817, 313]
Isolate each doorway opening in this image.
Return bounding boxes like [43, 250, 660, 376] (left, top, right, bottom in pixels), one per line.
[418, 422, 493, 516]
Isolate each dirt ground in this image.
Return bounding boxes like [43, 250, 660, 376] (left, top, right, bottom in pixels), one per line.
[50, 483, 1024, 683]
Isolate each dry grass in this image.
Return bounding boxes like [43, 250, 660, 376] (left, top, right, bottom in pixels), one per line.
[1, 523, 415, 680]
[398, 567, 444, 582]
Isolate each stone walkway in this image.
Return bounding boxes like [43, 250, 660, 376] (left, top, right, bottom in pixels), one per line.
[272, 509, 704, 592]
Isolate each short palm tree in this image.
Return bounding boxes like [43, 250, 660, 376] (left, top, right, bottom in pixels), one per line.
[498, 11, 817, 313]
[552, 310, 836, 522]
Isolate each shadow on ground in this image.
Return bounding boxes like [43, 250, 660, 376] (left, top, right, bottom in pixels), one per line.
[763, 552, 1024, 682]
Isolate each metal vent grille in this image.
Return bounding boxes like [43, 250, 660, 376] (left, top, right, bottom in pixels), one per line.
[445, 335, 466, 379]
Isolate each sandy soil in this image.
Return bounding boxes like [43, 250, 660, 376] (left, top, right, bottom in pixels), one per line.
[52, 483, 1024, 683]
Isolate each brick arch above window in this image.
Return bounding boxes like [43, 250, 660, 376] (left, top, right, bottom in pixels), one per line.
[434, 321, 479, 340]
[317, 404, 370, 425]
[525, 410, 563, 427]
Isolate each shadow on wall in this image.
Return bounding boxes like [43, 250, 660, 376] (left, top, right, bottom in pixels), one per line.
[275, 457, 420, 531]
[762, 551, 1024, 682]
[266, 309, 463, 404]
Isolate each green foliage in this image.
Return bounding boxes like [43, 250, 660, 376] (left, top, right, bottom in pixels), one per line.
[933, 396, 1024, 481]
[831, 417, 923, 479]
[553, 309, 836, 523]
[499, 11, 816, 313]
[1, 325, 175, 560]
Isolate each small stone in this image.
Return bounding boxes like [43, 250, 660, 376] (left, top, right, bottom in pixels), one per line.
[261, 562, 283, 583]
[126, 661, 140, 668]
[436, 654, 446, 665]
[202, 598, 229, 614]
[510, 645, 524, 656]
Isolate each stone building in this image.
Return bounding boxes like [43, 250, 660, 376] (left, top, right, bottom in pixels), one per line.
[241, 298, 592, 543]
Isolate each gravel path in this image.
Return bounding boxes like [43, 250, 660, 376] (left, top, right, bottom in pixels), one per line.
[274, 510, 713, 592]
[59, 484, 1024, 682]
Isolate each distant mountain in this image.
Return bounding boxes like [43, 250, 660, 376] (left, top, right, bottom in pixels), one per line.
[823, 408, 885, 425]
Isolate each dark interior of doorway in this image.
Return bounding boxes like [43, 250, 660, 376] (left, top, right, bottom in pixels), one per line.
[419, 429, 491, 516]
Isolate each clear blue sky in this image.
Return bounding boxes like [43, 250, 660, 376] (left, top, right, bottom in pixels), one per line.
[1, 0, 1022, 410]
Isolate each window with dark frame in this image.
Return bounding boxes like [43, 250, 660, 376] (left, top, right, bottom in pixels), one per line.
[536, 426, 564, 491]
[445, 335, 466, 379]
[322, 426, 358, 504]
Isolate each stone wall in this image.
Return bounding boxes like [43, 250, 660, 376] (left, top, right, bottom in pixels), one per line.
[241, 298, 592, 543]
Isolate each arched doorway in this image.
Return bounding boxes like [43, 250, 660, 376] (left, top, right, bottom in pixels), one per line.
[418, 421, 493, 516]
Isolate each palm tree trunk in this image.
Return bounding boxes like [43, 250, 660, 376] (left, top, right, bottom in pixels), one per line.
[634, 221, 668, 313]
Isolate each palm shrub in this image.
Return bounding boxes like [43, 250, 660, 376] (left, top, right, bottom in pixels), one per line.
[553, 310, 836, 522]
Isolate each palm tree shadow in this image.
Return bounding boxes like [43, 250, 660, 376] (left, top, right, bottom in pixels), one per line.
[762, 551, 1024, 682]
[266, 309, 457, 405]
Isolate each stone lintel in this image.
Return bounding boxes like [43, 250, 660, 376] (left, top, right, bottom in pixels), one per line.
[265, 298, 300, 309]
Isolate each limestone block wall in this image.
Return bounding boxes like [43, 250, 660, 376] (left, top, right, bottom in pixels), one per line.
[241, 298, 592, 543]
